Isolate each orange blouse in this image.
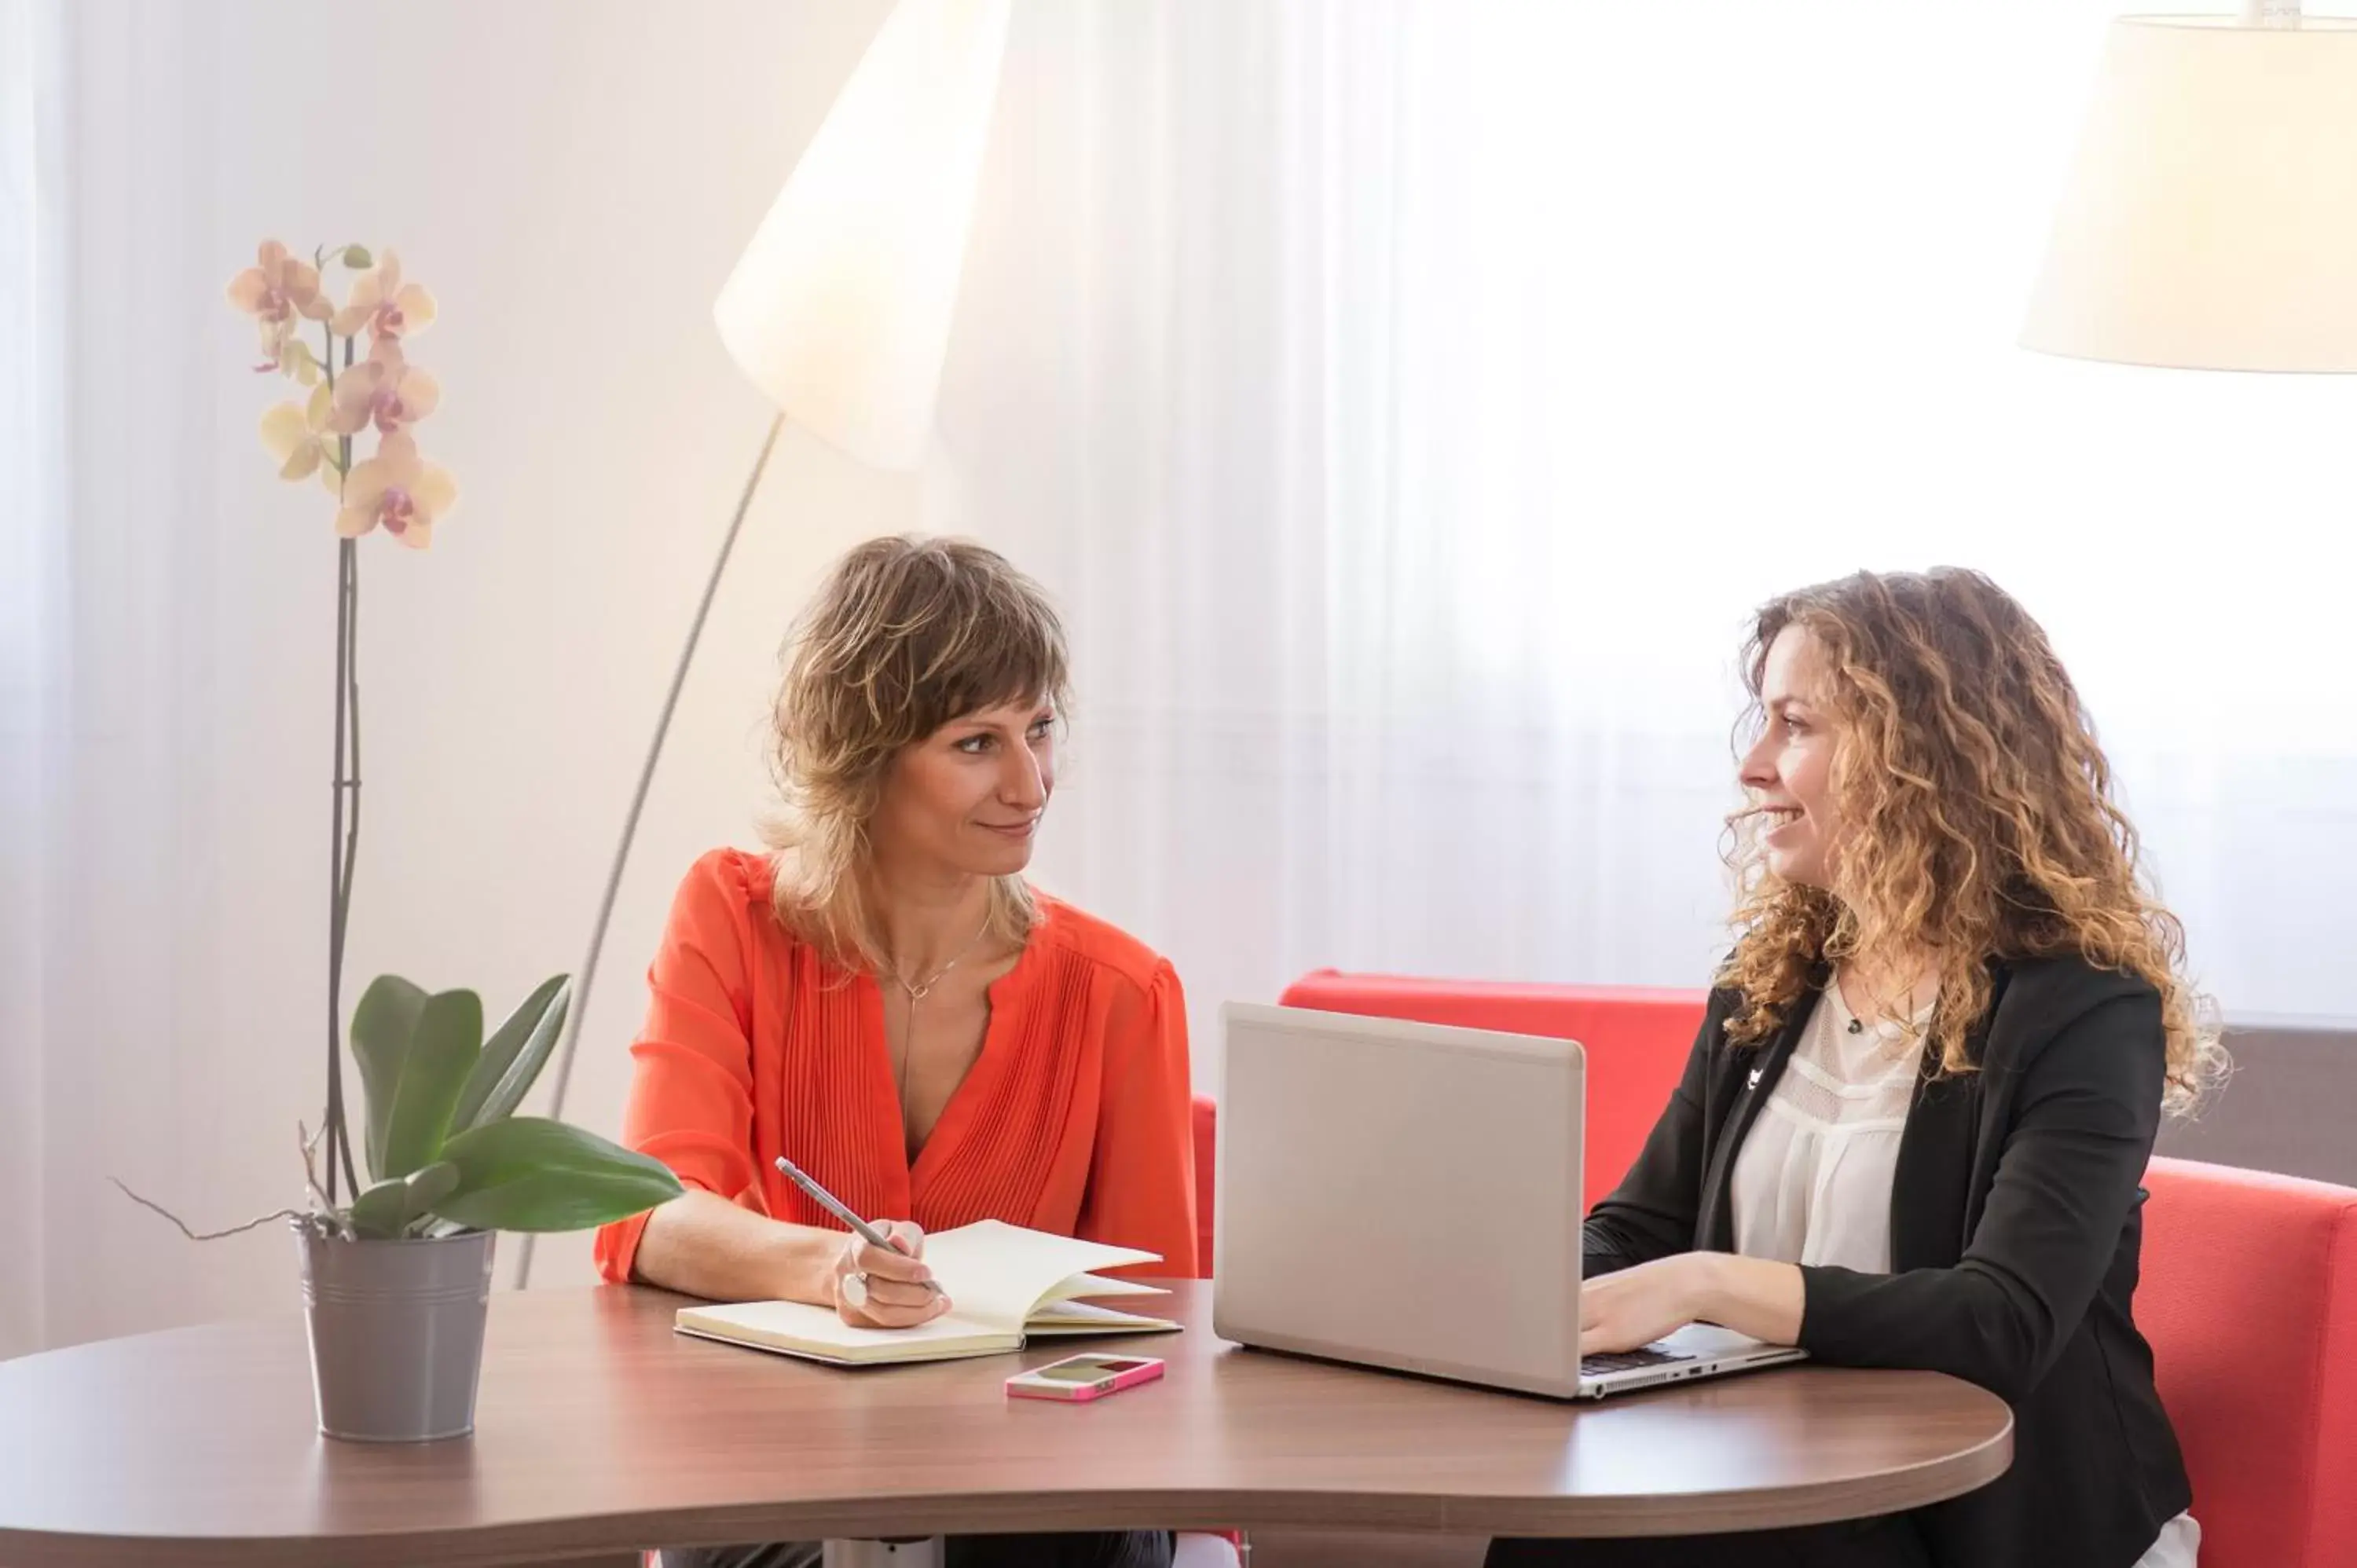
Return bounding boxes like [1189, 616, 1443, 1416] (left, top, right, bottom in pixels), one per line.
[594, 848, 1198, 1285]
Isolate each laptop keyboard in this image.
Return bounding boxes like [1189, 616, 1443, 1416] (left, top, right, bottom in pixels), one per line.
[1580, 1346, 1697, 1376]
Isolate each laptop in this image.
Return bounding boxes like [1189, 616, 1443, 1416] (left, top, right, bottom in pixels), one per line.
[1211, 1001, 1806, 1400]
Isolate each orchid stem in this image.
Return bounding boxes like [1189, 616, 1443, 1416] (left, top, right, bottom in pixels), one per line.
[318, 313, 365, 1205]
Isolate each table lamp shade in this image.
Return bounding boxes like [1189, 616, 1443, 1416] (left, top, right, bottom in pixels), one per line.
[713, 0, 1012, 468]
[2021, 16, 2357, 372]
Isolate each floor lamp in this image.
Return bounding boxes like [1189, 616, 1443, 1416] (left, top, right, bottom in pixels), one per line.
[2021, 4, 2357, 371]
[516, 0, 1013, 1292]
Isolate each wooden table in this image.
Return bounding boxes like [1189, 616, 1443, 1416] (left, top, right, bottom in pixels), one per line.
[0, 1280, 2011, 1568]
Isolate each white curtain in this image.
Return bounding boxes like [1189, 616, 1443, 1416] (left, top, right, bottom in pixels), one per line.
[5, 0, 2352, 1348]
[959, 0, 2357, 1072]
[0, 0, 66, 1358]
[2, 0, 296, 1357]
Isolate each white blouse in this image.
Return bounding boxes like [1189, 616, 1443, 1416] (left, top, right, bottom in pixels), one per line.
[1728, 975, 1921, 1273]
[1727, 972, 2199, 1568]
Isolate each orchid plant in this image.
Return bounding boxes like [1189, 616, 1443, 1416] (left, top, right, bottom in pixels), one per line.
[189, 243, 679, 1242]
[228, 236, 460, 1219]
[231, 240, 456, 547]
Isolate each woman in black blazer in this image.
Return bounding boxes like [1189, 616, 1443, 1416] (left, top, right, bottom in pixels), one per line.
[1491, 570, 2222, 1568]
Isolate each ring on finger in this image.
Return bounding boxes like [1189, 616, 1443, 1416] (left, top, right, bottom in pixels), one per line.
[841, 1270, 870, 1309]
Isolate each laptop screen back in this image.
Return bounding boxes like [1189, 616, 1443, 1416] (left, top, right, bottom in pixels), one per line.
[1212, 1002, 1588, 1398]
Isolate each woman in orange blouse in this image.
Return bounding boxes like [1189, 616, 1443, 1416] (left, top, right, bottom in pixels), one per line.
[603, 536, 1193, 1568]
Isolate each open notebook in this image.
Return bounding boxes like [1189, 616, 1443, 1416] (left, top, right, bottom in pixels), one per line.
[673, 1219, 1182, 1366]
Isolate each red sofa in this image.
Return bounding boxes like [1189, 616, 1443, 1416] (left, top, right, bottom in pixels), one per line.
[1274, 970, 1708, 1211]
[1219, 977, 2357, 1567]
[2139, 1156, 2357, 1568]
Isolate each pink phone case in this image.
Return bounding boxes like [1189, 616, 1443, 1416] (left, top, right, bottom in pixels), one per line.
[1005, 1354, 1166, 1402]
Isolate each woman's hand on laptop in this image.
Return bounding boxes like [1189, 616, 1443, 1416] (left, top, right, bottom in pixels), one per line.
[1579, 1253, 1805, 1354]
[1579, 1255, 1708, 1354]
[831, 1221, 953, 1329]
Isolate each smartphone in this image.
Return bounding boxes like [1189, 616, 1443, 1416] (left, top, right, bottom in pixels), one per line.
[1004, 1353, 1166, 1403]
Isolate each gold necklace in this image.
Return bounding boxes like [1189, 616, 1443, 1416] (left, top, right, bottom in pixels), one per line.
[889, 915, 993, 1004]
[886, 914, 993, 1148]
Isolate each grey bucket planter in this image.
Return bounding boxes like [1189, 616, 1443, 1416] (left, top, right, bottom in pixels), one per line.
[295, 1219, 496, 1442]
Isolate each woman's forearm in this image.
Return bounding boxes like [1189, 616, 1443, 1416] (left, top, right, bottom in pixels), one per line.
[630, 1189, 839, 1305]
[1695, 1252, 1807, 1345]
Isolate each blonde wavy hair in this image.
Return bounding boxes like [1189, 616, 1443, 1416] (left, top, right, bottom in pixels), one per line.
[763, 535, 1069, 974]
[1719, 569, 2223, 1115]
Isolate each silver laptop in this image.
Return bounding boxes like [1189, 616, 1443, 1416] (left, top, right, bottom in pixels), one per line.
[1211, 1002, 1805, 1400]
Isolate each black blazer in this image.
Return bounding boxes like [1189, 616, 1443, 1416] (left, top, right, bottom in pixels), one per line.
[1585, 955, 2192, 1568]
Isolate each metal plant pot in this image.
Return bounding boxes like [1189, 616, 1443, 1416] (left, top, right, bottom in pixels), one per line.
[295, 1218, 495, 1442]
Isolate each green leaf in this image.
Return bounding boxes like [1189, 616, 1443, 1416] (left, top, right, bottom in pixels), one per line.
[431, 1116, 682, 1233]
[383, 989, 482, 1179]
[347, 1161, 460, 1240]
[350, 981, 484, 1183]
[350, 976, 430, 1182]
[451, 975, 569, 1133]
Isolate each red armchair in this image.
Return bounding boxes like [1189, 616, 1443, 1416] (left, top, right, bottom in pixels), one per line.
[2138, 1156, 2357, 1568]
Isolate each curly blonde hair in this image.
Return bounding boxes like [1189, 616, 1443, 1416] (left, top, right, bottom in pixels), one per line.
[763, 535, 1069, 974]
[1719, 568, 2223, 1114]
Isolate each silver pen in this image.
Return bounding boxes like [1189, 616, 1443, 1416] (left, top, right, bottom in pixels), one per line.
[773, 1154, 940, 1294]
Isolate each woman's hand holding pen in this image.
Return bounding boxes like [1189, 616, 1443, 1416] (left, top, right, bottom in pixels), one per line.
[771, 1155, 955, 1330]
[830, 1219, 955, 1329]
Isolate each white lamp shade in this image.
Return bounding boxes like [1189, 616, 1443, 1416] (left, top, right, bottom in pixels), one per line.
[713, 0, 1012, 467]
[2021, 16, 2357, 372]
